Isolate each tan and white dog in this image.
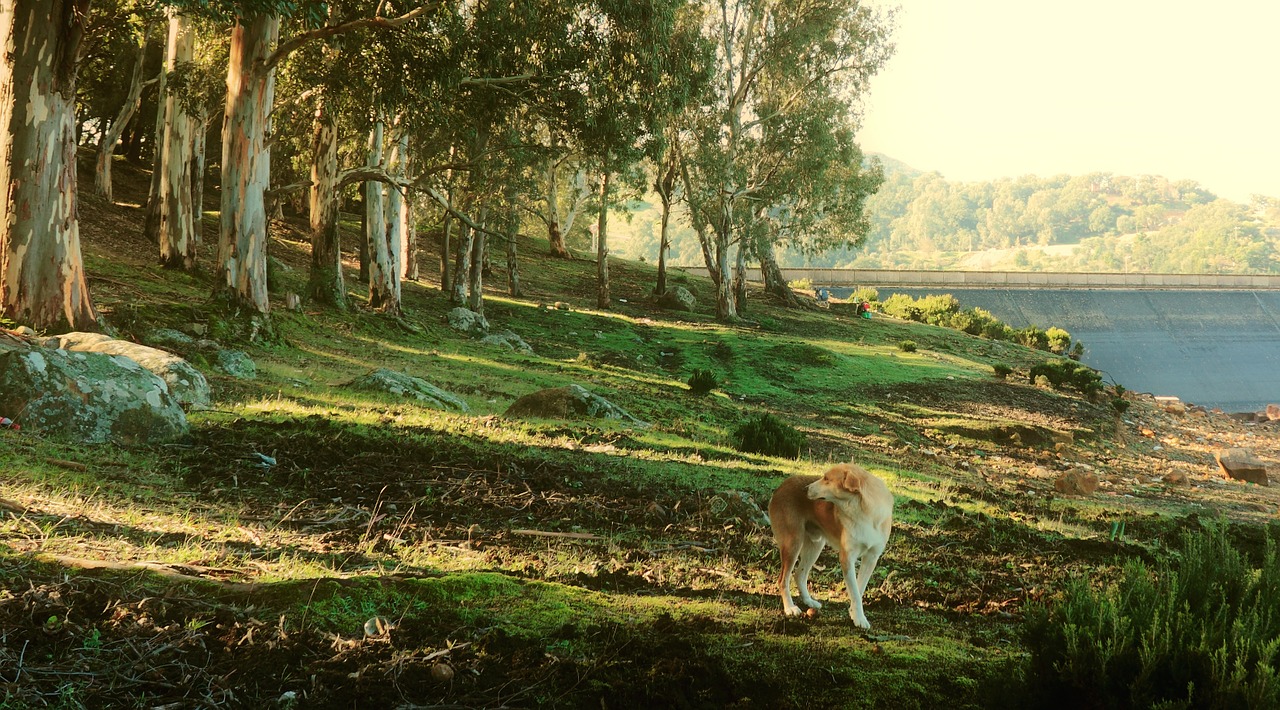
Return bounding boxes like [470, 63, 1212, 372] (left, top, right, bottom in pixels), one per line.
[768, 463, 894, 628]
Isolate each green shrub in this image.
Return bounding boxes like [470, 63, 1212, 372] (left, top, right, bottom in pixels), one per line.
[686, 369, 717, 395]
[1016, 523, 1280, 709]
[787, 278, 813, 291]
[732, 412, 807, 458]
[1045, 327, 1072, 355]
[851, 287, 879, 304]
[879, 293, 921, 321]
[1028, 360, 1102, 394]
[898, 340, 918, 353]
[1016, 326, 1049, 350]
[915, 294, 961, 325]
[992, 363, 1013, 379]
[1069, 341, 1085, 360]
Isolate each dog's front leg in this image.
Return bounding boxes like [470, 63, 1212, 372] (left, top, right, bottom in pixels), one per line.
[840, 548, 871, 629]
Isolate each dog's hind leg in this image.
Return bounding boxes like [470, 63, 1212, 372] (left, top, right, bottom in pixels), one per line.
[793, 533, 826, 610]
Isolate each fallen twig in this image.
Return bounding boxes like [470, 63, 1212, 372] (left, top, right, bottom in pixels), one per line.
[510, 529, 601, 541]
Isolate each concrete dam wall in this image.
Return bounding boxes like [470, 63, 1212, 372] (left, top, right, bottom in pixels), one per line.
[836, 287, 1280, 413]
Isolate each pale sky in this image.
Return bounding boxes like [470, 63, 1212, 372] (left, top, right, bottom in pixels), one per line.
[857, 0, 1280, 202]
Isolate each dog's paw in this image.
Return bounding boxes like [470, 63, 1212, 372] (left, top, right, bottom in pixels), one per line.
[801, 598, 823, 610]
[850, 614, 871, 630]
[782, 605, 804, 617]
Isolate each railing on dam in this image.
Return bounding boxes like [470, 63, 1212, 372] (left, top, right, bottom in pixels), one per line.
[671, 266, 1280, 290]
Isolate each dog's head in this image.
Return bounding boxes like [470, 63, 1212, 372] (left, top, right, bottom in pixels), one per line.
[806, 463, 868, 503]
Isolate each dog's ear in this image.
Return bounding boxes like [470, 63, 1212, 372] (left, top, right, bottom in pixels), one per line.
[840, 468, 863, 495]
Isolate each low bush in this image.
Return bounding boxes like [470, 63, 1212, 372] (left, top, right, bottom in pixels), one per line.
[732, 412, 806, 458]
[992, 363, 1013, 379]
[898, 340, 918, 353]
[1028, 359, 1103, 396]
[851, 286, 880, 304]
[1016, 523, 1280, 709]
[686, 368, 717, 395]
[787, 278, 813, 291]
[1045, 327, 1072, 354]
[879, 293, 921, 321]
[874, 294, 1072, 354]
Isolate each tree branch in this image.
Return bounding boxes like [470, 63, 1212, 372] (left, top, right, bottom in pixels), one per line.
[262, 2, 441, 72]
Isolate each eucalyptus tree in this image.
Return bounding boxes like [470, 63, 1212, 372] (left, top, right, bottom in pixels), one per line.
[0, 0, 98, 331]
[154, 0, 435, 319]
[571, 0, 692, 310]
[680, 0, 893, 320]
[92, 14, 158, 202]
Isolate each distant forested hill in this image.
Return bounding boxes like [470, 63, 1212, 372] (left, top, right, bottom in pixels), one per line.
[778, 158, 1280, 273]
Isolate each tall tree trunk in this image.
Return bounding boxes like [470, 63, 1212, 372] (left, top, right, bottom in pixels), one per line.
[451, 213, 471, 305]
[217, 14, 278, 314]
[732, 241, 747, 314]
[190, 108, 208, 245]
[95, 23, 150, 201]
[466, 207, 487, 314]
[365, 118, 397, 313]
[546, 162, 571, 258]
[596, 170, 611, 310]
[383, 121, 408, 310]
[439, 210, 452, 294]
[505, 187, 520, 297]
[757, 234, 800, 307]
[403, 202, 418, 281]
[307, 94, 345, 308]
[0, 0, 97, 332]
[143, 45, 168, 247]
[655, 186, 673, 297]
[157, 9, 197, 271]
[358, 202, 369, 281]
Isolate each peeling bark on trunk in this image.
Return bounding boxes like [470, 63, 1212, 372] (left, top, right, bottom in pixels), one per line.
[466, 207, 487, 314]
[732, 242, 747, 314]
[439, 210, 452, 294]
[710, 205, 738, 320]
[158, 10, 197, 271]
[365, 118, 398, 314]
[95, 24, 150, 202]
[0, 0, 97, 332]
[596, 170, 611, 310]
[307, 94, 344, 308]
[379, 121, 407, 313]
[217, 14, 278, 314]
[545, 163, 570, 258]
[450, 212, 471, 305]
[758, 235, 800, 307]
[191, 108, 208, 245]
[404, 204, 418, 281]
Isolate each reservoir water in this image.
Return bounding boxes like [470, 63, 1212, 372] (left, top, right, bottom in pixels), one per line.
[835, 287, 1280, 413]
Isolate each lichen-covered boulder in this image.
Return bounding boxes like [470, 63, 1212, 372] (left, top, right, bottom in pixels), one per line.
[656, 286, 696, 312]
[504, 384, 648, 427]
[40, 332, 211, 409]
[347, 368, 469, 412]
[215, 349, 257, 379]
[447, 307, 490, 337]
[0, 347, 188, 444]
[480, 329, 534, 355]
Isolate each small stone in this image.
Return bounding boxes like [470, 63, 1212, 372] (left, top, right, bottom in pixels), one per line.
[430, 663, 455, 682]
[1054, 469, 1099, 496]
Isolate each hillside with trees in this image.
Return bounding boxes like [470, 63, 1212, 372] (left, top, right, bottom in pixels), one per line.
[778, 159, 1280, 273]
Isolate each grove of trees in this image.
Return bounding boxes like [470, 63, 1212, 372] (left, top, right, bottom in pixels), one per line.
[1, 0, 896, 333]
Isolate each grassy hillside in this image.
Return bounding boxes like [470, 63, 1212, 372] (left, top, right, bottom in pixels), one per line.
[1, 155, 1278, 708]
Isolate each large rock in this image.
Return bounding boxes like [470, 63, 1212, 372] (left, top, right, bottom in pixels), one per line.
[215, 349, 257, 379]
[0, 347, 187, 444]
[480, 329, 534, 355]
[504, 384, 648, 427]
[1054, 469, 1099, 496]
[40, 332, 211, 409]
[347, 368, 469, 412]
[447, 307, 490, 337]
[656, 286, 696, 312]
[1215, 448, 1270, 486]
[1267, 404, 1280, 421]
